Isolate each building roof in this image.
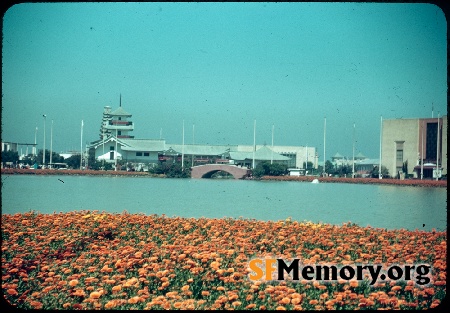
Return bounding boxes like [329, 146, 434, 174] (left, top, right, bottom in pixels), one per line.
[355, 152, 366, 159]
[332, 152, 344, 159]
[356, 158, 379, 165]
[169, 144, 237, 156]
[110, 107, 132, 117]
[120, 139, 165, 152]
[229, 146, 290, 161]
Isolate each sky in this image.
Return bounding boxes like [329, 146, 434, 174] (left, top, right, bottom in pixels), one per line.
[2, 2, 447, 159]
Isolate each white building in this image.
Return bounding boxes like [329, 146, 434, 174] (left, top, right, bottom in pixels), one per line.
[88, 105, 318, 169]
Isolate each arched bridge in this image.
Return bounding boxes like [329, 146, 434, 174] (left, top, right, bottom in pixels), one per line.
[191, 164, 251, 179]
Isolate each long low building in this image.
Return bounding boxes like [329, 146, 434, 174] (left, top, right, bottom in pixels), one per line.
[88, 104, 317, 169]
[87, 135, 317, 169]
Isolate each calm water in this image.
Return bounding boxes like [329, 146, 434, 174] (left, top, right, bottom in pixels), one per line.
[1, 175, 447, 231]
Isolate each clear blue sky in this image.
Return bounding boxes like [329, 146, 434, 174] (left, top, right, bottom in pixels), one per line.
[2, 2, 447, 159]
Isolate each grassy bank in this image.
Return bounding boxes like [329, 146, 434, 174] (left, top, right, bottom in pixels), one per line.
[1, 168, 161, 177]
[2, 211, 446, 310]
[261, 175, 447, 188]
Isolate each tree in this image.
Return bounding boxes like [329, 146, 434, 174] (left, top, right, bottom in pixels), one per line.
[20, 154, 39, 166]
[371, 165, 390, 178]
[149, 162, 190, 178]
[302, 161, 314, 173]
[88, 148, 97, 167]
[324, 160, 334, 175]
[402, 160, 408, 175]
[1, 150, 19, 164]
[37, 149, 64, 165]
[65, 154, 81, 169]
[252, 161, 288, 178]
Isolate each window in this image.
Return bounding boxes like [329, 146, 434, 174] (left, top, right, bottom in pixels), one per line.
[396, 150, 403, 162]
[144, 152, 149, 157]
[136, 152, 142, 156]
[110, 146, 114, 151]
[118, 131, 122, 136]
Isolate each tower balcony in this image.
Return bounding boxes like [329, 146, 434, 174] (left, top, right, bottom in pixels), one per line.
[105, 123, 134, 131]
[109, 121, 133, 126]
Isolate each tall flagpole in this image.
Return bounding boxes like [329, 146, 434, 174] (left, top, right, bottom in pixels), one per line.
[50, 120, 53, 167]
[379, 115, 382, 179]
[271, 124, 274, 164]
[352, 122, 355, 178]
[436, 112, 440, 180]
[115, 129, 118, 171]
[252, 119, 256, 169]
[43, 114, 46, 167]
[323, 117, 326, 176]
[182, 120, 185, 170]
[102, 128, 105, 170]
[421, 120, 424, 180]
[80, 120, 83, 170]
[306, 145, 308, 174]
[192, 124, 195, 167]
[34, 126, 38, 156]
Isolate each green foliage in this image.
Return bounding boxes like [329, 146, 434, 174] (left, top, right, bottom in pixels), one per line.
[149, 162, 191, 178]
[302, 161, 314, 171]
[370, 165, 390, 178]
[324, 160, 334, 174]
[402, 160, 408, 174]
[89, 160, 113, 171]
[36, 149, 64, 165]
[18, 154, 39, 166]
[88, 148, 96, 167]
[65, 154, 81, 169]
[253, 161, 288, 178]
[1, 150, 19, 163]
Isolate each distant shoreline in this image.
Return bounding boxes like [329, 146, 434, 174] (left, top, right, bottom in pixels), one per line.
[261, 175, 447, 188]
[0, 168, 160, 178]
[1, 169, 446, 187]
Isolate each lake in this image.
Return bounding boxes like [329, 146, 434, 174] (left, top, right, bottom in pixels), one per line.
[1, 175, 446, 231]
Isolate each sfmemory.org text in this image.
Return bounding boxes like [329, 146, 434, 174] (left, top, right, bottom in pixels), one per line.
[248, 258, 432, 286]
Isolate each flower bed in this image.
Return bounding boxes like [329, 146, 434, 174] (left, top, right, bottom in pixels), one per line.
[262, 176, 447, 188]
[2, 211, 446, 310]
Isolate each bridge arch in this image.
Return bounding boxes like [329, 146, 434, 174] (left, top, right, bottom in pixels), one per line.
[191, 164, 251, 179]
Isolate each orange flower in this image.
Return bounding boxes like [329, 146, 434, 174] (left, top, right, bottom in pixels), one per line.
[291, 298, 302, 305]
[350, 280, 359, 288]
[391, 285, 402, 292]
[232, 301, 242, 307]
[181, 285, 190, 291]
[112, 285, 122, 292]
[279, 297, 291, 305]
[89, 291, 101, 299]
[309, 299, 319, 305]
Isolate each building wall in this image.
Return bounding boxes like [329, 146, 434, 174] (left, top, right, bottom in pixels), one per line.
[237, 145, 317, 169]
[122, 151, 159, 164]
[382, 119, 419, 177]
[382, 116, 447, 177]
